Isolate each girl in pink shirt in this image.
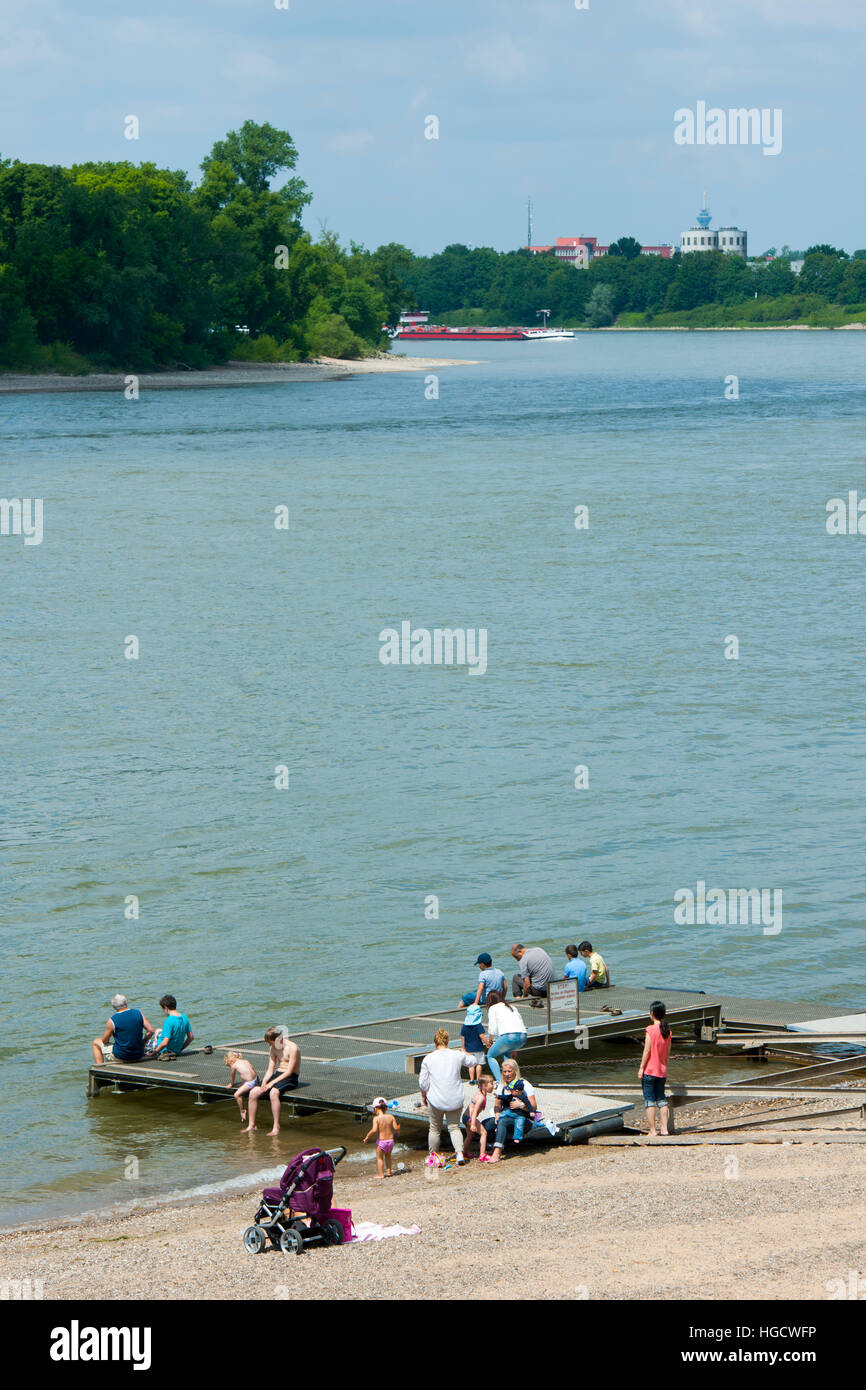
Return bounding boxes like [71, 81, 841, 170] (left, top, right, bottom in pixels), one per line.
[638, 1001, 672, 1137]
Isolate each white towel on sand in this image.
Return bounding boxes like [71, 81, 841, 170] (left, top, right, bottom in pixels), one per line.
[350, 1221, 421, 1242]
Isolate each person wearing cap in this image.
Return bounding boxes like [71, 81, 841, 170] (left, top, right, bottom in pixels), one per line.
[563, 944, 589, 992]
[460, 953, 507, 1008]
[92, 994, 155, 1064]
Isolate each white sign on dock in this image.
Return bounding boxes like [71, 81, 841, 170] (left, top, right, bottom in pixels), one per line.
[546, 976, 580, 1028]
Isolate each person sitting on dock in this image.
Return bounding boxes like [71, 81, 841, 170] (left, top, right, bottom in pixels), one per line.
[224, 1051, 260, 1124]
[578, 941, 611, 989]
[563, 944, 588, 992]
[510, 943, 554, 1007]
[461, 952, 507, 1008]
[244, 1027, 302, 1136]
[92, 994, 155, 1064]
[151, 995, 194, 1057]
[485, 1060, 537, 1162]
[482, 990, 528, 1081]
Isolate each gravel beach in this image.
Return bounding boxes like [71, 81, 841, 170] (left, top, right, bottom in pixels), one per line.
[0, 356, 480, 395]
[3, 1133, 864, 1301]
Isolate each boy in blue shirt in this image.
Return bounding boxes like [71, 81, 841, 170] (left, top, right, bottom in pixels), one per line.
[563, 944, 588, 992]
[152, 994, 193, 1057]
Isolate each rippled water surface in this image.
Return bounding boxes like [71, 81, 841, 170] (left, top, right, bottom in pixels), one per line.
[3, 332, 865, 1224]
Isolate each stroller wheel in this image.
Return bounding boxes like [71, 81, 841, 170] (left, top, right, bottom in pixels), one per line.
[243, 1225, 267, 1255]
[279, 1227, 304, 1255]
[321, 1218, 344, 1247]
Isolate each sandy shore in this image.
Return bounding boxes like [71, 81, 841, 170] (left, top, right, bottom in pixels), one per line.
[0, 355, 481, 396]
[3, 1119, 865, 1301]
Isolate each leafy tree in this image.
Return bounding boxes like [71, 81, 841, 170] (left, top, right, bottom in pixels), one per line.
[838, 259, 866, 304]
[0, 263, 39, 366]
[799, 251, 846, 299]
[607, 236, 642, 261]
[585, 283, 615, 326]
[200, 120, 304, 196]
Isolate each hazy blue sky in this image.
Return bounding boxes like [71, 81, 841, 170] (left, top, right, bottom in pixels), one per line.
[2, 0, 864, 254]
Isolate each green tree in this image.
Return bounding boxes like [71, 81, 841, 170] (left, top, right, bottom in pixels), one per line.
[607, 236, 642, 260]
[799, 250, 846, 299]
[804, 244, 848, 259]
[200, 120, 304, 195]
[585, 283, 615, 326]
[0, 263, 39, 367]
[838, 259, 866, 304]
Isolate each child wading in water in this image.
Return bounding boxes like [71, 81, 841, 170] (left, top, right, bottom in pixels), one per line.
[462, 1075, 496, 1159]
[224, 1050, 259, 1124]
[364, 1096, 401, 1178]
[638, 1000, 672, 1137]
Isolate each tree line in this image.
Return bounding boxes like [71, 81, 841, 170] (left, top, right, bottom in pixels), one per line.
[0, 122, 405, 371]
[2, 120, 865, 371]
[395, 239, 866, 328]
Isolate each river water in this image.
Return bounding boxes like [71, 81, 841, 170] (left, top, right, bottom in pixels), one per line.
[2, 331, 865, 1227]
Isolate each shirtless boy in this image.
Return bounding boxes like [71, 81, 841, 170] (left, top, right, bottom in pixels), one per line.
[224, 1050, 259, 1124]
[244, 1027, 302, 1135]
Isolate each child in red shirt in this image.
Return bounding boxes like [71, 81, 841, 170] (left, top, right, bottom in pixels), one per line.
[638, 1000, 672, 1136]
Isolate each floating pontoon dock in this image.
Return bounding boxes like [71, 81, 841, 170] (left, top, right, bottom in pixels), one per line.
[86, 984, 866, 1138]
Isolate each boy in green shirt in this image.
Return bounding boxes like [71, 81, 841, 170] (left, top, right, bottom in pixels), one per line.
[578, 940, 611, 989]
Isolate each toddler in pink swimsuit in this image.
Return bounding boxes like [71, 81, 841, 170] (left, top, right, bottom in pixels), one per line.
[364, 1096, 401, 1177]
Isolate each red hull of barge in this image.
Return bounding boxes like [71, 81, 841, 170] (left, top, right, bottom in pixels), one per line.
[394, 326, 526, 340]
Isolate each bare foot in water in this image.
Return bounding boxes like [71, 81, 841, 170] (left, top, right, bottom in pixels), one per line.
[239, 1110, 247, 1124]
[267, 1128, 280, 1137]
[242, 1125, 256, 1133]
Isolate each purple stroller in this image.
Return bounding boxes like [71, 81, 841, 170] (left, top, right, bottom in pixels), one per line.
[243, 1146, 347, 1256]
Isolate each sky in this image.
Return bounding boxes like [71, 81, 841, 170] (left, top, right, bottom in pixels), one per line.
[1, 0, 864, 255]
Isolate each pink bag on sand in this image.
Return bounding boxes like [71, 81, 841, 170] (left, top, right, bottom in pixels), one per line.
[327, 1207, 354, 1243]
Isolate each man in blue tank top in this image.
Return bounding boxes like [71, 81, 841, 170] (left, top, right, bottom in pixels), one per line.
[92, 994, 155, 1063]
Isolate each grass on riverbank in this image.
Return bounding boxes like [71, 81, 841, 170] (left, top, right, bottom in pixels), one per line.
[617, 295, 866, 328]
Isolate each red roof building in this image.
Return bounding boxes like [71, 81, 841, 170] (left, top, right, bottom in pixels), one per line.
[527, 236, 672, 264]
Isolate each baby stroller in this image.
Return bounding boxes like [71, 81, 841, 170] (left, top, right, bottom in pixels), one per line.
[243, 1146, 347, 1256]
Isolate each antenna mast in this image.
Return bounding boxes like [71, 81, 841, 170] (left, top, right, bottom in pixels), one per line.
[527, 197, 533, 249]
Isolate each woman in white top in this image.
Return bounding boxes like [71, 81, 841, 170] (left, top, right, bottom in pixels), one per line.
[483, 990, 528, 1081]
[418, 1028, 474, 1163]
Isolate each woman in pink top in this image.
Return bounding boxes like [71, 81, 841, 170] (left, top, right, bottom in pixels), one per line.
[638, 1001, 672, 1137]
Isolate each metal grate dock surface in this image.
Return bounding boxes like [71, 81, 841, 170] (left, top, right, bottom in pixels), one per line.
[88, 986, 862, 1114]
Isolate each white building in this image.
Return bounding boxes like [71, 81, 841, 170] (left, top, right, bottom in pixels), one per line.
[680, 194, 747, 258]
